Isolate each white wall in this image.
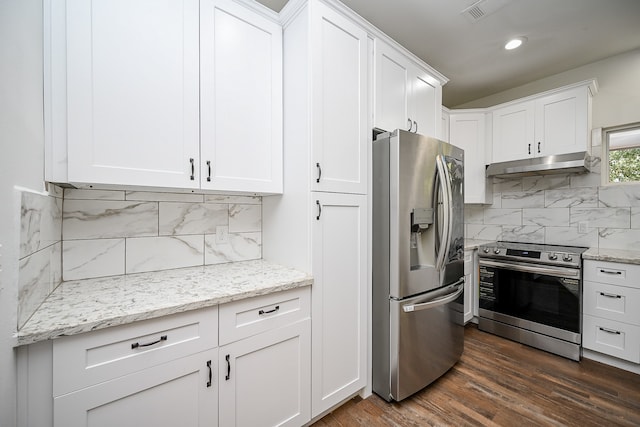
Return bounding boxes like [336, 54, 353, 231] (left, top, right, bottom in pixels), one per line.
[0, 0, 45, 426]
[454, 48, 640, 129]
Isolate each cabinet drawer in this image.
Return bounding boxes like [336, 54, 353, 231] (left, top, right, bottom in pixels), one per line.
[583, 281, 640, 326]
[219, 287, 310, 346]
[53, 306, 218, 396]
[583, 314, 640, 363]
[583, 260, 640, 289]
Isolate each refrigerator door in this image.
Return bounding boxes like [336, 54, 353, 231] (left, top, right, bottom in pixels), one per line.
[388, 281, 464, 401]
[387, 130, 464, 299]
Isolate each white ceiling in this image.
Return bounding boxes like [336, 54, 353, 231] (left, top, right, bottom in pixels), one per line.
[255, 0, 640, 107]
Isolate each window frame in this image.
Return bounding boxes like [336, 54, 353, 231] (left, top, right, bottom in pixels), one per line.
[603, 122, 640, 186]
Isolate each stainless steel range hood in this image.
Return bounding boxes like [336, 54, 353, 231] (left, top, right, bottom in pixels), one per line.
[485, 151, 591, 178]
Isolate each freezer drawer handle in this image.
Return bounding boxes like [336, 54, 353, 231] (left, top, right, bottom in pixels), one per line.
[131, 334, 167, 349]
[402, 282, 464, 313]
[600, 292, 622, 299]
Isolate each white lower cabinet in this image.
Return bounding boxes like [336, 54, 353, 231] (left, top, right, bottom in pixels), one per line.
[463, 249, 478, 324]
[50, 288, 312, 427]
[54, 349, 218, 427]
[311, 192, 367, 415]
[219, 320, 311, 427]
[582, 260, 640, 364]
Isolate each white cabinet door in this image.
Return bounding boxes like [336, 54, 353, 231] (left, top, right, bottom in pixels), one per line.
[410, 66, 440, 139]
[311, 2, 368, 195]
[535, 86, 588, 157]
[441, 108, 450, 142]
[492, 100, 535, 163]
[54, 349, 218, 427]
[200, 0, 283, 193]
[374, 41, 441, 138]
[65, 0, 200, 188]
[219, 321, 311, 427]
[449, 112, 492, 204]
[374, 41, 411, 133]
[311, 192, 367, 417]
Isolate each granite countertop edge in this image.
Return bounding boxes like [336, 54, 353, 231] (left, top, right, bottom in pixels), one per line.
[582, 248, 640, 265]
[15, 260, 313, 346]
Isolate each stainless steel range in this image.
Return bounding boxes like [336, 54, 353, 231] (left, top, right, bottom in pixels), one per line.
[477, 241, 588, 361]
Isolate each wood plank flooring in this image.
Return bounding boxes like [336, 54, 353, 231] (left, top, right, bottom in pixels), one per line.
[313, 325, 640, 427]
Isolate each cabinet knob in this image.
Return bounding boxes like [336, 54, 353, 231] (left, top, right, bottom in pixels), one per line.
[316, 162, 322, 183]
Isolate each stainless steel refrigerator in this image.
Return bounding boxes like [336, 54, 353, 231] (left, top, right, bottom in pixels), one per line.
[372, 129, 465, 402]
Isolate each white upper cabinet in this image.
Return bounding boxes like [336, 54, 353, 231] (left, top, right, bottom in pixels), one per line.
[491, 82, 595, 164]
[375, 40, 442, 138]
[311, 1, 368, 194]
[45, 0, 282, 194]
[200, 0, 282, 193]
[449, 111, 492, 204]
[61, 0, 201, 189]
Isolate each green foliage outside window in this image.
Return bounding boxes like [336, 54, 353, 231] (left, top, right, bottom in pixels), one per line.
[609, 147, 640, 182]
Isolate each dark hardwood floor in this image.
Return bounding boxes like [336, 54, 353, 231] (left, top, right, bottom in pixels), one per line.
[313, 325, 640, 427]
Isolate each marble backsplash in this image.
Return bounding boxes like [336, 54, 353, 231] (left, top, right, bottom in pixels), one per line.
[61, 189, 262, 281]
[465, 145, 640, 250]
[18, 185, 63, 329]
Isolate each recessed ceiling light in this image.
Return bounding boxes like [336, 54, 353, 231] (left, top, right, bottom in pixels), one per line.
[505, 37, 527, 50]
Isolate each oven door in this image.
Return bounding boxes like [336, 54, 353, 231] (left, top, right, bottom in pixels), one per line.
[478, 259, 581, 344]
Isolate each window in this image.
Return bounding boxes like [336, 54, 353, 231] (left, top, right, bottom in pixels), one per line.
[605, 123, 640, 184]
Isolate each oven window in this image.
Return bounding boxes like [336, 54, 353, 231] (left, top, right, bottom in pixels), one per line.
[479, 266, 580, 333]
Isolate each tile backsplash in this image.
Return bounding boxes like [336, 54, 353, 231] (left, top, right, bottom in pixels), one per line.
[465, 145, 640, 250]
[18, 186, 63, 329]
[62, 189, 262, 281]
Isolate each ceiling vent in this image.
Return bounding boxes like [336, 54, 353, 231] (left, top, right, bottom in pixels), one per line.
[461, 0, 510, 23]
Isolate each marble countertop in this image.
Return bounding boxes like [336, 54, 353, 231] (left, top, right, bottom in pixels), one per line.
[464, 239, 495, 250]
[582, 248, 640, 265]
[15, 260, 313, 346]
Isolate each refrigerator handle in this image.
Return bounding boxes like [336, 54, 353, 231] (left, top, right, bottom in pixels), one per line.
[435, 155, 453, 272]
[402, 280, 464, 313]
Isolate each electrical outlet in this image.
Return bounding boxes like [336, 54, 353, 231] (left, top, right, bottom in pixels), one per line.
[216, 226, 229, 244]
[578, 221, 588, 234]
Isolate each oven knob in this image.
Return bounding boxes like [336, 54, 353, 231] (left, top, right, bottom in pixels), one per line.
[494, 248, 501, 254]
[563, 254, 573, 262]
[483, 248, 490, 253]
[548, 253, 558, 261]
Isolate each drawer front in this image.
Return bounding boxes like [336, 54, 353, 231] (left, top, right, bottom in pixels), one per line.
[583, 281, 640, 325]
[583, 314, 640, 363]
[583, 260, 640, 289]
[219, 287, 310, 346]
[53, 306, 218, 396]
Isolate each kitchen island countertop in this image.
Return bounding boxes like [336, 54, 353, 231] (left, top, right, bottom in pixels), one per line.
[15, 260, 312, 346]
[582, 247, 640, 265]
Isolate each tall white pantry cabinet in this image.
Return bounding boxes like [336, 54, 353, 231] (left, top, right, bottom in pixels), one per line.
[263, 0, 369, 419]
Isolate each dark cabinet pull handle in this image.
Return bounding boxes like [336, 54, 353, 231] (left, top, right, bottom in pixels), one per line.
[316, 200, 322, 220]
[407, 118, 413, 132]
[206, 360, 212, 387]
[600, 292, 622, 299]
[225, 354, 231, 381]
[599, 327, 621, 335]
[189, 158, 195, 181]
[316, 162, 322, 183]
[528, 143, 531, 155]
[258, 305, 280, 316]
[413, 120, 418, 133]
[206, 160, 211, 182]
[600, 269, 622, 275]
[537, 141, 541, 153]
[131, 335, 167, 349]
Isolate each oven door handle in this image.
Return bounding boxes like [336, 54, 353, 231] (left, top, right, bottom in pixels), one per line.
[402, 281, 464, 313]
[479, 259, 580, 279]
